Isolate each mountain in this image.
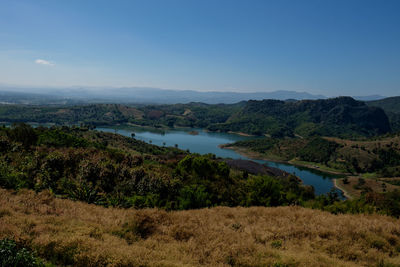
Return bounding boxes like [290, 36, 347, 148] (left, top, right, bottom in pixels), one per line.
[0, 85, 328, 104]
[353, 95, 387, 101]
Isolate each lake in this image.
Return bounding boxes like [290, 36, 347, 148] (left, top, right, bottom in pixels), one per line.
[97, 126, 343, 197]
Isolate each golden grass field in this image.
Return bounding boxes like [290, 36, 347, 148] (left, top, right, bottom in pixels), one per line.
[1, 188, 400, 266]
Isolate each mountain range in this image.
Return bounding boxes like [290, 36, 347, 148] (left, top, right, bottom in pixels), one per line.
[0, 85, 387, 105]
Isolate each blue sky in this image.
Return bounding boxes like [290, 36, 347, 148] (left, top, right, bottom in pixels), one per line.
[0, 0, 399, 96]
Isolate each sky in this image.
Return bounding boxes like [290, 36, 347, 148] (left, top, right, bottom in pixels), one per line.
[0, 0, 399, 96]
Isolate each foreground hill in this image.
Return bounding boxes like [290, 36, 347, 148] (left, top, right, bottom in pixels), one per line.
[1, 188, 400, 267]
[0, 124, 314, 210]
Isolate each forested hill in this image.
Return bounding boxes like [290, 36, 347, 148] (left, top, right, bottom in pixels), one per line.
[367, 96, 400, 131]
[0, 96, 392, 138]
[208, 97, 391, 137]
[367, 96, 400, 114]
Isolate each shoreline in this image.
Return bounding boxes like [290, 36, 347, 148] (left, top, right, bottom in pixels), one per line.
[221, 145, 350, 176]
[227, 131, 255, 137]
[333, 179, 353, 199]
[221, 145, 353, 198]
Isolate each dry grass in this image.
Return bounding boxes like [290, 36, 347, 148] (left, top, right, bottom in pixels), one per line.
[337, 177, 400, 198]
[1, 188, 400, 266]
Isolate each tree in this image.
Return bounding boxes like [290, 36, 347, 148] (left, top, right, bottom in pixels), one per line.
[8, 123, 38, 148]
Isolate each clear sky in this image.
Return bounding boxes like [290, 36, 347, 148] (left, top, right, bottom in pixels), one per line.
[0, 0, 399, 96]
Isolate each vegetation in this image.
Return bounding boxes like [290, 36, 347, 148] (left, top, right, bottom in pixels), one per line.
[0, 238, 46, 267]
[1, 101, 400, 266]
[228, 134, 400, 177]
[1, 188, 400, 266]
[0, 123, 312, 210]
[207, 97, 391, 137]
[0, 96, 393, 138]
[0, 123, 400, 218]
[335, 177, 400, 199]
[367, 96, 400, 131]
[367, 96, 400, 114]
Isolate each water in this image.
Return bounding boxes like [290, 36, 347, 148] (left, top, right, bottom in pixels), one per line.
[97, 126, 343, 196]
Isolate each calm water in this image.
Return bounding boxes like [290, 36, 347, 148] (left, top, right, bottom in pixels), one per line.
[97, 126, 343, 196]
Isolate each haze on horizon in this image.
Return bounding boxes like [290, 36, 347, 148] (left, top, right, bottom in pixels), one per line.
[0, 0, 399, 96]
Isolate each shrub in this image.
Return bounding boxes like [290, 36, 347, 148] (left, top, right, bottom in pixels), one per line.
[0, 239, 44, 267]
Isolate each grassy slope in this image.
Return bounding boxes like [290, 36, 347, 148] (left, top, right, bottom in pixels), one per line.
[1, 189, 400, 266]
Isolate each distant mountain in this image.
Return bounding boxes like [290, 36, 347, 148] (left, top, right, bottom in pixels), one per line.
[0, 90, 84, 105]
[353, 95, 387, 101]
[0, 84, 394, 105]
[0, 85, 327, 104]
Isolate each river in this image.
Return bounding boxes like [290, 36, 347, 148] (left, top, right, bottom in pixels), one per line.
[97, 126, 343, 197]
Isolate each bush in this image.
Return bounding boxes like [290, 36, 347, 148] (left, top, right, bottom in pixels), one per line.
[0, 239, 45, 267]
[178, 184, 212, 209]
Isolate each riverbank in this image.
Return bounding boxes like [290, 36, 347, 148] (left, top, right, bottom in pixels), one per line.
[97, 126, 343, 195]
[227, 131, 255, 137]
[221, 145, 349, 176]
[221, 144, 354, 198]
[333, 179, 353, 199]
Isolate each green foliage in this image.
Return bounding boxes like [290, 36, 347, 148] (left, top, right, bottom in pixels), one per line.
[37, 128, 90, 148]
[298, 137, 339, 164]
[7, 123, 38, 148]
[207, 97, 391, 137]
[0, 239, 45, 267]
[231, 138, 276, 153]
[0, 126, 312, 210]
[178, 184, 212, 209]
[245, 175, 283, 206]
[0, 97, 392, 138]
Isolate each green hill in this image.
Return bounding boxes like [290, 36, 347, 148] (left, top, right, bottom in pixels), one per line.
[208, 97, 391, 137]
[367, 96, 400, 114]
[0, 97, 392, 138]
[367, 96, 400, 131]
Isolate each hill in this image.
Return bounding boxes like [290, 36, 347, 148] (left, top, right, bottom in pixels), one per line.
[226, 134, 400, 177]
[1, 188, 400, 266]
[367, 96, 400, 114]
[208, 97, 391, 137]
[0, 97, 391, 138]
[367, 97, 400, 131]
[0, 123, 314, 210]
